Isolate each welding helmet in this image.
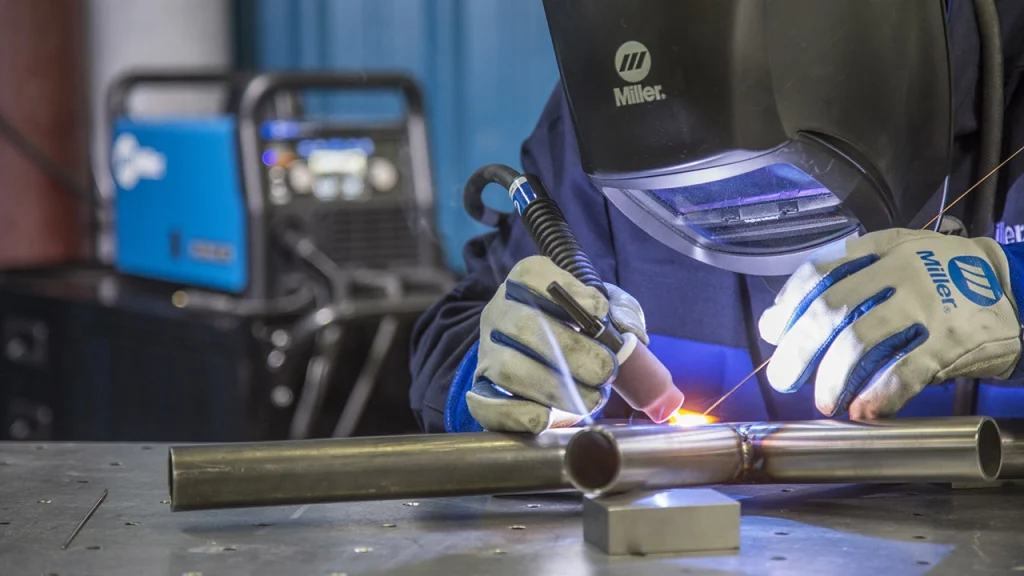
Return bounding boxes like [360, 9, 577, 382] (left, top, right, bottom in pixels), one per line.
[543, 0, 952, 276]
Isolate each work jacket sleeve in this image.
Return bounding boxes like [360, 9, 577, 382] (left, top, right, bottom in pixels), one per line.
[409, 85, 618, 432]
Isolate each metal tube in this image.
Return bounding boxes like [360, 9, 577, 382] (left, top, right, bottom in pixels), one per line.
[564, 417, 1003, 496]
[169, 430, 576, 512]
[564, 425, 743, 496]
[747, 417, 1002, 484]
[170, 416, 1008, 512]
[996, 419, 1024, 480]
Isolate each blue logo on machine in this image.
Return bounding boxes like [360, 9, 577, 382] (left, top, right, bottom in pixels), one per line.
[111, 133, 166, 190]
[947, 256, 1002, 307]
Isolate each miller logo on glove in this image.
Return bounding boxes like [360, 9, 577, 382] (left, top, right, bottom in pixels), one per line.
[467, 256, 650, 433]
[759, 229, 1023, 419]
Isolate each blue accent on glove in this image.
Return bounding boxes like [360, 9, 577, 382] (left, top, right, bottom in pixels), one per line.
[999, 243, 1024, 378]
[780, 287, 896, 394]
[504, 280, 576, 324]
[829, 323, 929, 416]
[782, 255, 880, 333]
[489, 329, 619, 388]
[445, 341, 485, 433]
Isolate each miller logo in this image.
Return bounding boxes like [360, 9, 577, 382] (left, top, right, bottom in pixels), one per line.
[613, 41, 666, 108]
[111, 133, 166, 191]
[948, 256, 1003, 307]
[918, 250, 1003, 311]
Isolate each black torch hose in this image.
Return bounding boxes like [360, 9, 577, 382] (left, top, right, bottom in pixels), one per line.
[463, 164, 607, 297]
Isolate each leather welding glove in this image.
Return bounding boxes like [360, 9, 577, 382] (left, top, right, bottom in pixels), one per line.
[759, 229, 1023, 419]
[466, 255, 648, 434]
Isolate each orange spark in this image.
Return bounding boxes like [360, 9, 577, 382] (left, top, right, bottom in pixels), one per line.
[668, 409, 716, 426]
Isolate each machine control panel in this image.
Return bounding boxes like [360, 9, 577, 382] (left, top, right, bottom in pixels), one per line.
[258, 120, 425, 283]
[260, 120, 403, 208]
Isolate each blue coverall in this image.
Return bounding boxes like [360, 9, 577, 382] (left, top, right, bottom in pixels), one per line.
[411, 0, 1024, 432]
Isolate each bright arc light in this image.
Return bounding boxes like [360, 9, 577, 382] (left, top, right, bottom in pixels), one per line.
[667, 409, 716, 427]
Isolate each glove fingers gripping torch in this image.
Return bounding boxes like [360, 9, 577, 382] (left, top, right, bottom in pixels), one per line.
[464, 164, 684, 423]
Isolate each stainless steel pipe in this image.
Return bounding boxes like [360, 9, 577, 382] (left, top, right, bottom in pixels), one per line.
[997, 419, 1024, 480]
[564, 424, 744, 495]
[564, 417, 1003, 496]
[170, 416, 1011, 512]
[169, 430, 576, 511]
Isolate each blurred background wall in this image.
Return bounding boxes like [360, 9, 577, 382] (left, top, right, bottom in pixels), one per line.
[0, 0, 89, 268]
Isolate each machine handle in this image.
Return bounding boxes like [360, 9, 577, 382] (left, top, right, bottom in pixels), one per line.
[235, 71, 426, 124]
[106, 70, 248, 120]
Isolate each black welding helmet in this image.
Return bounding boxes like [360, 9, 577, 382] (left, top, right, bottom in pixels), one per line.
[542, 0, 952, 276]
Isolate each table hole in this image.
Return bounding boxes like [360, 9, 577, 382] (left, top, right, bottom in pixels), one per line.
[141, 446, 153, 450]
[917, 561, 931, 566]
[381, 523, 397, 528]
[912, 512, 923, 517]
[252, 523, 273, 528]
[780, 489, 793, 493]
[492, 549, 507, 556]
[774, 531, 789, 536]
[913, 535, 927, 540]
[86, 545, 101, 551]
[508, 525, 526, 531]
[76, 480, 89, 484]
[222, 547, 236, 552]
[35, 445, 45, 450]
[771, 556, 786, 561]
[109, 462, 123, 467]
[402, 502, 419, 507]
[125, 522, 140, 526]
[906, 491, 919, 496]
[0, 522, 10, 525]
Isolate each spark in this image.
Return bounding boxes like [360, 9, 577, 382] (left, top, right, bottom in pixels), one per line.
[668, 408, 717, 426]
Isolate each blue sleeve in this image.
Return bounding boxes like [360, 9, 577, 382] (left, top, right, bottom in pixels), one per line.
[444, 341, 485, 432]
[1000, 242, 1024, 377]
[408, 84, 619, 432]
[1002, 242, 1024, 319]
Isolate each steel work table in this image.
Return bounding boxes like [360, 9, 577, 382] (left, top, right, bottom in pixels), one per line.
[2, 443, 1023, 575]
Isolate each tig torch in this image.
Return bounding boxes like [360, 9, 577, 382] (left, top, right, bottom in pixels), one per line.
[464, 164, 684, 422]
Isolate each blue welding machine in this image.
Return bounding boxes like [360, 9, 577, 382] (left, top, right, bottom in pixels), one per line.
[108, 72, 440, 299]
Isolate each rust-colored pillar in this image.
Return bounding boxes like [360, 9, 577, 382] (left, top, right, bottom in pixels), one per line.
[0, 0, 89, 268]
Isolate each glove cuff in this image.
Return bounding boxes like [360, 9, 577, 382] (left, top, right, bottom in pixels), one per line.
[444, 341, 485, 433]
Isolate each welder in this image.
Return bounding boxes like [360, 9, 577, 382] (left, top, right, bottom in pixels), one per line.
[412, 0, 1024, 433]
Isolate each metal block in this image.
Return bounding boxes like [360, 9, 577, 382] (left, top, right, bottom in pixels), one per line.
[582, 488, 739, 556]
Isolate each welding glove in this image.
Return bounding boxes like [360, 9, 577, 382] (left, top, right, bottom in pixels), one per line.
[466, 255, 648, 434]
[759, 229, 1023, 419]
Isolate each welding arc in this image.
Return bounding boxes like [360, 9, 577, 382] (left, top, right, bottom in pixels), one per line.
[704, 141, 1024, 417]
